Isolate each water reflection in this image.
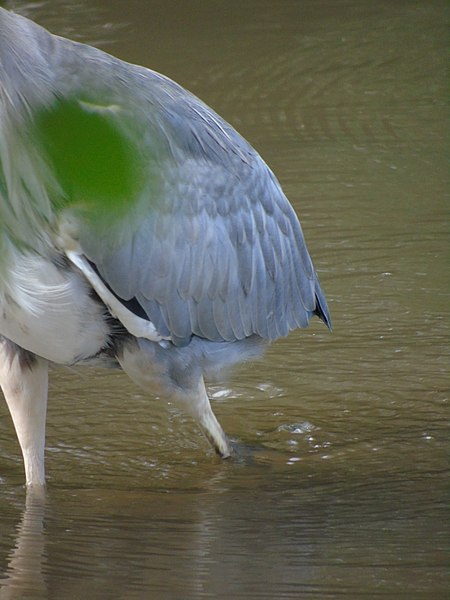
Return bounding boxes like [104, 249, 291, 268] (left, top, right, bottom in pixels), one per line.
[0, 489, 47, 600]
[0, 456, 447, 599]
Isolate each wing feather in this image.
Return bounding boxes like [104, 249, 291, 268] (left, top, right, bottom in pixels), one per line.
[1, 12, 330, 345]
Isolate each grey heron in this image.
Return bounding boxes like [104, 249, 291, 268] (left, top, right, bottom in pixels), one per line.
[0, 8, 331, 487]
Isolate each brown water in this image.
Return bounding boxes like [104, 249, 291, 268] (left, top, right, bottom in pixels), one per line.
[0, 1, 448, 598]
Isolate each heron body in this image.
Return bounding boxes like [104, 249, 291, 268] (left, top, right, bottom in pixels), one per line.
[0, 8, 330, 486]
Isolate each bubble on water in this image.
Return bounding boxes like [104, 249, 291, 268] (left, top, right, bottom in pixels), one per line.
[277, 421, 316, 435]
[211, 388, 233, 399]
[256, 382, 284, 397]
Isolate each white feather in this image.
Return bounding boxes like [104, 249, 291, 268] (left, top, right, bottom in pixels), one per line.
[0, 244, 111, 364]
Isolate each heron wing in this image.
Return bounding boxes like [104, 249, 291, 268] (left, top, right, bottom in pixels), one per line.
[0, 10, 330, 345]
[78, 90, 328, 345]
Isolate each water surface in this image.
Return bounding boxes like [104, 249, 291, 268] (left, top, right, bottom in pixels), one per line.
[0, 1, 448, 598]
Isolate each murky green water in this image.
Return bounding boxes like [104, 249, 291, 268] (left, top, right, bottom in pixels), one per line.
[1, 1, 448, 598]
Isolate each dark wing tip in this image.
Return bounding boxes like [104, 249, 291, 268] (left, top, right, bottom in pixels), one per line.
[314, 288, 332, 332]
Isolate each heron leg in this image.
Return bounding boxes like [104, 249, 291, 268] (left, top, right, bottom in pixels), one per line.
[182, 377, 231, 459]
[0, 338, 48, 487]
[119, 341, 231, 458]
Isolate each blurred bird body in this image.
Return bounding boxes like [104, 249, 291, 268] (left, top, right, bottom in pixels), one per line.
[0, 8, 330, 486]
